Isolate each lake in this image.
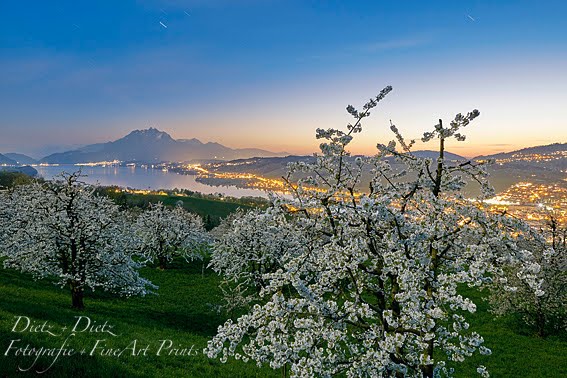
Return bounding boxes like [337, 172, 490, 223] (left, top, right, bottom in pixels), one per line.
[34, 165, 268, 198]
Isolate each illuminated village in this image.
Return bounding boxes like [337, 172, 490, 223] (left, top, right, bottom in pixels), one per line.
[484, 181, 567, 227]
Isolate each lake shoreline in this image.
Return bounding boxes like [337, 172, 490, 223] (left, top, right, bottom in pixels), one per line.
[34, 164, 270, 198]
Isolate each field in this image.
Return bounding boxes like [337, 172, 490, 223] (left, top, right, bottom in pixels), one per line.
[0, 260, 274, 377]
[100, 190, 259, 229]
[1, 259, 566, 377]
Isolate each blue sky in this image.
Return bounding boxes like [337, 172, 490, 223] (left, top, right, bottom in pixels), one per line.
[1, 0, 566, 157]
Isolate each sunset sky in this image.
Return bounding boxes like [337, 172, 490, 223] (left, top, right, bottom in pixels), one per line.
[1, 0, 566, 158]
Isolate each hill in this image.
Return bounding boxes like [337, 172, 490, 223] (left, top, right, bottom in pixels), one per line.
[410, 150, 465, 160]
[0, 165, 38, 176]
[467, 142, 567, 196]
[475, 142, 567, 160]
[4, 152, 38, 165]
[0, 153, 16, 165]
[41, 128, 287, 164]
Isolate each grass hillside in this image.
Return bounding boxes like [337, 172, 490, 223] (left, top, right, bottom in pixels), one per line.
[1, 259, 565, 377]
[0, 260, 276, 377]
[135, 194, 253, 221]
[449, 287, 567, 377]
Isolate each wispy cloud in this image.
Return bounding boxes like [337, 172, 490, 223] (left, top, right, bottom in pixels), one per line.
[358, 36, 432, 53]
[297, 34, 434, 63]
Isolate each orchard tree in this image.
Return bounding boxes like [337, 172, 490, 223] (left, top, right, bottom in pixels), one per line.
[205, 87, 542, 377]
[133, 202, 209, 269]
[0, 172, 155, 309]
[209, 208, 310, 313]
[0, 188, 10, 247]
[489, 212, 567, 337]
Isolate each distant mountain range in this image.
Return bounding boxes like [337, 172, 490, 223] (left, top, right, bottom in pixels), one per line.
[3, 128, 566, 188]
[40, 128, 288, 164]
[6, 129, 466, 171]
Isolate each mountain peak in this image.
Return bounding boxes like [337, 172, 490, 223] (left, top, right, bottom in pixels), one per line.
[125, 127, 173, 141]
[178, 138, 203, 145]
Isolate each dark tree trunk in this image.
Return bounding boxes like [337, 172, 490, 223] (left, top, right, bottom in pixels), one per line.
[159, 256, 167, 270]
[71, 282, 84, 310]
[422, 364, 434, 378]
[537, 309, 546, 338]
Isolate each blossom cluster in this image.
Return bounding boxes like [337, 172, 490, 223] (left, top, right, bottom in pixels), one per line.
[132, 202, 209, 269]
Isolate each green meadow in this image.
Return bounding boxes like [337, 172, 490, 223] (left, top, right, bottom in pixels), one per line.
[1, 258, 566, 377]
[0, 260, 276, 377]
[100, 190, 260, 229]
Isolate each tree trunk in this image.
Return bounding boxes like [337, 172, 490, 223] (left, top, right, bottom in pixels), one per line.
[281, 363, 288, 378]
[537, 308, 546, 338]
[422, 364, 434, 378]
[159, 256, 167, 270]
[70, 282, 84, 310]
